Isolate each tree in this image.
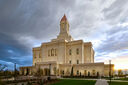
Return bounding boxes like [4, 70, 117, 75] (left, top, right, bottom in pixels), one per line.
[0, 64, 7, 72]
[118, 69, 123, 76]
[0, 64, 7, 85]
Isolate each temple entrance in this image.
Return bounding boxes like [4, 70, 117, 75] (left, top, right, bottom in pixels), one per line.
[88, 71, 90, 77]
[97, 72, 99, 77]
[84, 70, 87, 76]
[44, 68, 50, 76]
[26, 68, 29, 75]
[53, 67, 56, 75]
[92, 70, 96, 76]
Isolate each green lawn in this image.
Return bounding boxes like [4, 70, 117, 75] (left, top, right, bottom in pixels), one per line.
[114, 78, 128, 81]
[51, 79, 96, 85]
[50, 79, 128, 85]
[109, 81, 128, 85]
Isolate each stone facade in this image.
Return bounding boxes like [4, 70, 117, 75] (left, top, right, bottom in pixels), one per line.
[20, 15, 114, 77]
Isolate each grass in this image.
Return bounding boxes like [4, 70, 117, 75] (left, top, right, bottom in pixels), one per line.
[114, 78, 128, 81]
[50, 79, 96, 85]
[109, 81, 128, 85]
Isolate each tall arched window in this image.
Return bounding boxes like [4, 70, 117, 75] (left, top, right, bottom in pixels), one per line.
[77, 60, 79, 64]
[88, 71, 90, 76]
[62, 70, 64, 75]
[69, 49, 72, 55]
[92, 70, 95, 76]
[84, 70, 87, 76]
[77, 70, 79, 75]
[48, 50, 50, 56]
[69, 60, 71, 64]
[51, 48, 54, 56]
[76, 48, 79, 55]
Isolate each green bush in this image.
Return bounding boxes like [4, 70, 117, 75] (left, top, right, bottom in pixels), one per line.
[27, 81, 32, 85]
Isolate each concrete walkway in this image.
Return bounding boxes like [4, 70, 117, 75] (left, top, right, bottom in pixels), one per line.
[95, 79, 108, 85]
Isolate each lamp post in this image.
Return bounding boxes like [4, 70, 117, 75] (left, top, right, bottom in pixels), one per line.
[14, 63, 16, 81]
[109, 60, 111, 85]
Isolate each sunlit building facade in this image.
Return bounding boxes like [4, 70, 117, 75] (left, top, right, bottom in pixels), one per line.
[20, 15, 114, 77]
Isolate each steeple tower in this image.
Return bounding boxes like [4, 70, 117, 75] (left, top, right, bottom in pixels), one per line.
[52, 14, 73, 42]
[57, 14, 73, 41]
[60, 14, 69, 35]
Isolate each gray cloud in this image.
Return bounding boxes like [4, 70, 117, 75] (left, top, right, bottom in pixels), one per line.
[96, 26, 128, 53]
[103, 0, 128, 25]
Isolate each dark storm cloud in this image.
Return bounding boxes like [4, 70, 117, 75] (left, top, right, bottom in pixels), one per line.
[0, 0, 56, 39]
[0, 0, 77, 40]
[0, 32, 32, 65]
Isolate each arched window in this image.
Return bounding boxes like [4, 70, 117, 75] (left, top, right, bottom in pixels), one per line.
[69, 49, 72, 55]
[53, 67, 56, 75]
[88, 71, 90, 76]
[77, 70, 79, 75]
[77, 60, 79, 64]
[97, 72, 99, 77]
[92, 70, 95, 76]
[76, 48, 79, 55]
[51, 48, 55, 56]
[69, 60, 71, 64]
[84, 70, 87, 76]
[62, 70, 64, 75]
[48, 50, 50, 56]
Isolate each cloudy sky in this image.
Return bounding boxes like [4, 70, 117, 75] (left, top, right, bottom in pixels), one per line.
[0, 0, 128, 70]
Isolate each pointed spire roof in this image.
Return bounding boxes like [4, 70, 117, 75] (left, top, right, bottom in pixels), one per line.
[61, 14, 67, 21]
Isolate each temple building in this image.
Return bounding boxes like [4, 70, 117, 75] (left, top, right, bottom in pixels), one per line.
[20, 15, 114, 77]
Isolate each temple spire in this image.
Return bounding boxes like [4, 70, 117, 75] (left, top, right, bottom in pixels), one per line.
[51, 14, 73, 42]
[60, 14, 67, 22]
